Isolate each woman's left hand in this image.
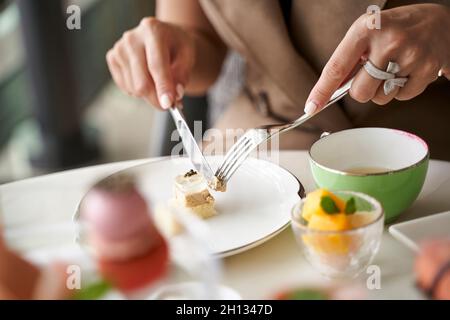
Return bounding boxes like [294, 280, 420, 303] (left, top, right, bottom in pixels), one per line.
[305, 4, 450, 114]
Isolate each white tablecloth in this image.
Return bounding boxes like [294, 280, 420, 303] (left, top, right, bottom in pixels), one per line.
[1, 151, 450, 299]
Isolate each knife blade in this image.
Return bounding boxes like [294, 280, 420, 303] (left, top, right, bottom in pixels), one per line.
[169, 104, 215, 183]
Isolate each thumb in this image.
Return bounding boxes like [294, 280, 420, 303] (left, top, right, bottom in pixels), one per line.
[171, 58, 192, 102]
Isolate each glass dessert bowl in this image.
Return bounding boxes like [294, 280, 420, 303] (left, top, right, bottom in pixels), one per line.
[291, 190, 384, 279]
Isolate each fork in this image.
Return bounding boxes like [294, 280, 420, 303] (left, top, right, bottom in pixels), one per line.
[214, 77, 354, 185]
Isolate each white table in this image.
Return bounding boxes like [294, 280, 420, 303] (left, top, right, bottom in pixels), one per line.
[1, 151, 450, 299]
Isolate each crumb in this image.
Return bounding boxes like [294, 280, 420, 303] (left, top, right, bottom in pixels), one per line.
[209, 176, 227, 192]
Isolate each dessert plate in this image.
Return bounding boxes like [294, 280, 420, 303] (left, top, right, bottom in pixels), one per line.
[389, 211, 450, 251]
[77, 156, 304, 257]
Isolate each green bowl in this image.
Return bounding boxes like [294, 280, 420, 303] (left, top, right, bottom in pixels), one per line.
[309, 128, 429, 223]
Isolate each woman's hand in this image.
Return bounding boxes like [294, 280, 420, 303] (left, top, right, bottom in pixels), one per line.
[106, 18, 195, 110]
[305, 4, 450, 114]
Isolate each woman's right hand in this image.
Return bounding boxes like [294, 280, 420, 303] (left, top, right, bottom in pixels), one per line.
[106, 17, 195, 110]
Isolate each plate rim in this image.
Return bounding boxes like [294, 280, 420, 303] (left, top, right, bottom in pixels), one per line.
[388, 210, 450, 252]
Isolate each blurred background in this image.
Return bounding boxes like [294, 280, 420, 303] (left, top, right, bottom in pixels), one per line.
[0, 0, 240, 183]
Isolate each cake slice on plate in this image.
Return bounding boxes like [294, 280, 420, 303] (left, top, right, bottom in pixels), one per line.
[173, 169, 217, 219]
[154, 170, 217, 237]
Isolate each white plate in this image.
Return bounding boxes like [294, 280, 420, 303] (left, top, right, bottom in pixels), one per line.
[78, 156, 303, 257]
[389, 211, 450, 251]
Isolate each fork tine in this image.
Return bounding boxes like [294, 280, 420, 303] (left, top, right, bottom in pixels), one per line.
[221, 140, 255, 182]
[221, 139, 255, 180]
[216, 137, 252, 179]
[215, 140, 242, 176]
[217, 134, 249, 168]
[215, 134, 251, 176]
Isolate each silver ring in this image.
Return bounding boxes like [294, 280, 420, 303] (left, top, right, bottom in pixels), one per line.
[363, 60, 408, 95]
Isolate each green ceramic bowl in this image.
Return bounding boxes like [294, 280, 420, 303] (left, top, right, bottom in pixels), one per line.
[309, 128, 429, 223]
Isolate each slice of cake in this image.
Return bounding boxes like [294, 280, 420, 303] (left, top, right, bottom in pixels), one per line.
[154, 170, 217, 237]
[173, 169, 217, 219]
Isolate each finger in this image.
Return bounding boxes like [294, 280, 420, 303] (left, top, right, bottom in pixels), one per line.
[395, 78, 428, 101]
[143, 31, 176, 109]
[171, 60, 190, 101]
[115, 43, 134, 95]
[441, 67, 450, 80]
[123, 36, 159, 105]
[371, 82, 399, 105]
[438, 68, 450, 80]
[396, 63, 439, 101]
[305, 20, 370, 114]
[175, 83, 185, 102]
[350, 36, 422, 103]
[143, 95, 161, 109]
[130, 54, 164, 109]
[349, 60, 383, 103]
[106, 50, 126, 91]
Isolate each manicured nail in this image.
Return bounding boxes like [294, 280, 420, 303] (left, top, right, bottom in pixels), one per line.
[159, 93, 172, 110]
[176, 84, 185, 101]
[304, 101, 318, 115]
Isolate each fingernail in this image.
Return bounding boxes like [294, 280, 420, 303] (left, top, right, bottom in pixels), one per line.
[304, 101, 318, 115]
[159, 93, 172, 110]
[176, 84, 185, 101]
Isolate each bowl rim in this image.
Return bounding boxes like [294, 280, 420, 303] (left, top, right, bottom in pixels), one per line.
[291, 191, 385, 235]
[309, 127, 429, 177]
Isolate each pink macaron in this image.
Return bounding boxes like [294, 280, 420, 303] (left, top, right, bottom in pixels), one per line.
[88, 226, 160, 261]
[81, 186, 154, 241]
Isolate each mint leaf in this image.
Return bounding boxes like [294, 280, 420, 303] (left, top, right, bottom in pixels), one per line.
[345, 197, 356, 215]
[287, 289, 329, 300]
[72, 280, 113, 300]
[320, 196, 340, 214]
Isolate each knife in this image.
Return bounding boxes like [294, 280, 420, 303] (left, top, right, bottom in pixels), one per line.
[169, 104, 215, 183]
